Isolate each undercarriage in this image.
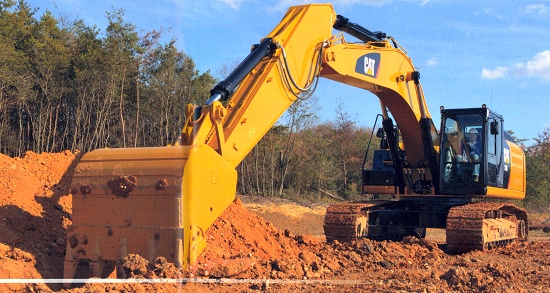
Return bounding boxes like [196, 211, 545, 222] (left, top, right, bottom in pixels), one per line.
[323, 198, 528, 253]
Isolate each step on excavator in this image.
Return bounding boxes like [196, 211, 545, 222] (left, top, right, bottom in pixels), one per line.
[63, 3, 527, 282]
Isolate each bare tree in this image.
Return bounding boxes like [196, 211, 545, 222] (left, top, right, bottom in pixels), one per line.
[333, 99, 356, 193]
[277, 96, 319, 195]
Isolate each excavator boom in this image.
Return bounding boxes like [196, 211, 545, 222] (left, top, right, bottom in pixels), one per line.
[65, 3, 339, 282]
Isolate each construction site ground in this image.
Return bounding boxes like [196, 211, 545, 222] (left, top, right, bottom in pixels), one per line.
[0, 151, 549, 292]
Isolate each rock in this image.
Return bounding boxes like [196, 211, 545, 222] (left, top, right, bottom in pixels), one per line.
[305, 270, 321, 278]
[363, 242, 375, 253]
[39, 247, 51, 255]
[347, 251, 363, 264]
[209, 257, 256, 278]
[121, 254, 149, 278]
[55, 237, 65, 246]
[379, 260, 393, 268]
[295, 234, 320, 245]
[323, 258, 341, 272]
[425, 251, 439, 260]
[284, 229, 293, 238]
[298, 250, 318, 264]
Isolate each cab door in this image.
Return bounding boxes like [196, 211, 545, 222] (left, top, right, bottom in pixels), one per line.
[486, 115, 503, 187]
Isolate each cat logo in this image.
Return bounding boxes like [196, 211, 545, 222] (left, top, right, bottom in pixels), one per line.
[504, 148, 510, 164]
[355, 53, 381, 78]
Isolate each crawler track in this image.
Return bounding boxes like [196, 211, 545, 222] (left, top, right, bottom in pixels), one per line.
[323, 202, 381, 242]
[446, 202, 528, 253]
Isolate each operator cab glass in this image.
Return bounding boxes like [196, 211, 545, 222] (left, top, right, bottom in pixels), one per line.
[439, 109, 486, 195]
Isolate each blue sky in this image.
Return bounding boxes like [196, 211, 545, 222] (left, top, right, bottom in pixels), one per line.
[28, 0, 550, 145]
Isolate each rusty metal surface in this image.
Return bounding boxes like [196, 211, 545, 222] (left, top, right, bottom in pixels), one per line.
[323, 202, 380, 242]
[446, 202, 528, 254]
[65, 147, 189, 279]
[64, 145, 238, 281]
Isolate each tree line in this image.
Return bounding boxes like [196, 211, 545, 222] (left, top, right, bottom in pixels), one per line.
[238, 98, 373, 199]
[525, 129, 550, 212]
[0, 0, 548, 203]
[0, 0, 215, 156]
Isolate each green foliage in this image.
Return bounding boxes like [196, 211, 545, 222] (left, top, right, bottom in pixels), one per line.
[236, 99, 374, 200]
[525, 128, 550, 212]
[0, 0, 215, 155]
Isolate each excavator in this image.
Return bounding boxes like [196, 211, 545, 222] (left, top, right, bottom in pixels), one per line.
[63, 3, 527, 281]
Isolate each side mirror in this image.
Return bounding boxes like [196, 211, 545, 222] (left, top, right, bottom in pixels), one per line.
[490, 121, 499, 135]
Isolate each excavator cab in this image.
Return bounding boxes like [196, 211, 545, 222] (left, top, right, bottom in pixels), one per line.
[438, 105, 523, 197]
[439, 107, 486, 195]
[362, 105, 523, 199]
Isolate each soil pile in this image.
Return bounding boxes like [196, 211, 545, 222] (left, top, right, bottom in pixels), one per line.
[0, 151, 77, 292]
[0, 151, 549, 293]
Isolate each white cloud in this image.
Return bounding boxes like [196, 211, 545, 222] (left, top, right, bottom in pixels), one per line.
[481, 50, 550, 82]
[481, 67, 508, 80]
[217, 0, 243, 10]
[426, 57, 438, 66]
[482, 7, 506, 21]
[525, 4, 550, 14]
[517, 50, 550, 81]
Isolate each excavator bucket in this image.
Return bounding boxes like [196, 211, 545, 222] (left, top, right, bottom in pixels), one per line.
[63, 144, 236, 281]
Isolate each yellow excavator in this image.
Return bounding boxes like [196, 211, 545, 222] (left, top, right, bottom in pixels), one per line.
[64, 3, 527, 280]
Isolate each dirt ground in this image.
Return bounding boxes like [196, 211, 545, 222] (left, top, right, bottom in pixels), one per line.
[0, 151, 549, 292]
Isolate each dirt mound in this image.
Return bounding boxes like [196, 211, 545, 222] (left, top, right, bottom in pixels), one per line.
[0, 151, 77, 292]
[195, 200, 446, 281]
[0, 151, 549, 293]
[195, 198, 320, 279]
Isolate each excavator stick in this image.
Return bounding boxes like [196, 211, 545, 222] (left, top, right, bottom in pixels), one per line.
[63, 145, 237, 282]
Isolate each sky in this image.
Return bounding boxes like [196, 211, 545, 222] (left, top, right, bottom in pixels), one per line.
[26, 0, 550, 146]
